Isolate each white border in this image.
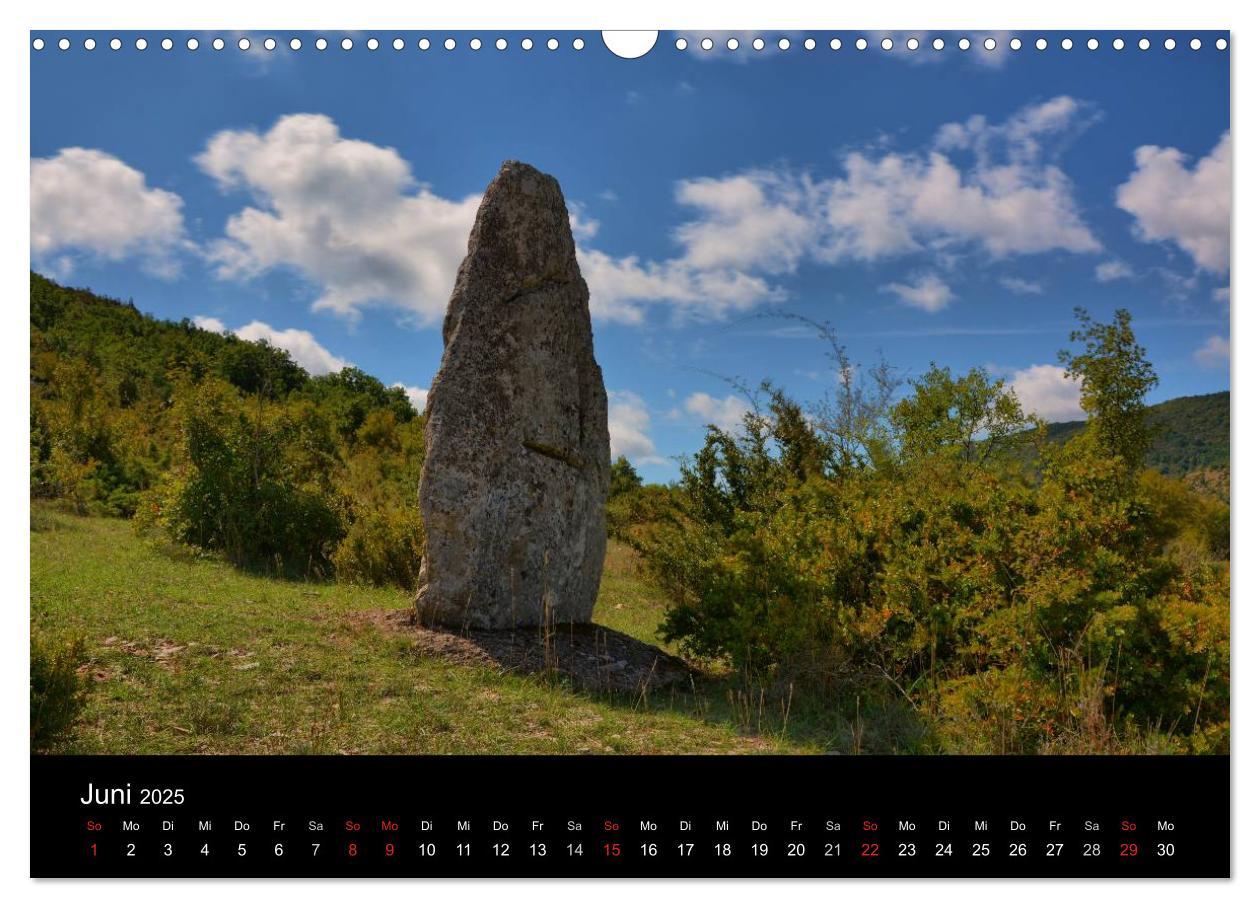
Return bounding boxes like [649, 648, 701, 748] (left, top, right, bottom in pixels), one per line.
[5, 1, 1252, 905]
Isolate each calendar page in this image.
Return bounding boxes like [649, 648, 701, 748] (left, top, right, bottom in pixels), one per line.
[27, 24, 1230, 880]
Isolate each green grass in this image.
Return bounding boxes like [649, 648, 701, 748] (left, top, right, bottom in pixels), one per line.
[31, 507, 834, 755]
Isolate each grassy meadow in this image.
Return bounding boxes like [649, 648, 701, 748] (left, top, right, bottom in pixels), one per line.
[32, 505, 911, 756]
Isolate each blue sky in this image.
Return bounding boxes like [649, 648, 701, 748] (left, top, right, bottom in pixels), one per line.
[30, 31, 1230, 481]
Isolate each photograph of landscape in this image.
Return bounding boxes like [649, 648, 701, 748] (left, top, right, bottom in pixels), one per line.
[30, 32, 1229, 757]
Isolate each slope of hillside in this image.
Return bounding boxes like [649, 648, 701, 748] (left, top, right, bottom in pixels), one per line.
[1042, 391, 1228, 479]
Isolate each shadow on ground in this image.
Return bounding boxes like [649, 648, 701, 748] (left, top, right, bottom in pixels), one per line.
[358, 609, 696, 695]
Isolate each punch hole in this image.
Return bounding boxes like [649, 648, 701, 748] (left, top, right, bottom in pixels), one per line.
[932, 38, 944, 50]
[829, 38, 841, 51]
[417, 38, 429, 51]
[187, 38, 199, 51]
[110, 38, 121, 51]
[804, 38, 816, 51]
[84, 38, 96, 51]
[1191, 38, 1203, 50]
[727, 38, 739, 51]
[854, 38, 865, 51]
[470, 38, 482, 51]
[881, 38, 893, 51]
[1216, 38, 1227, 50]
[984, 37, 996, 51]
[316, 38, 328, 51]
[906, 38, 919, 51]
[213, 38, 224, 51]
[291, 38, 302, 51]
[32, 37, 44, 50]
[367, 38, 379, 51]
[522, 38, 533, 50]
[958, 37, 971, 50]
[753, 38, 766, 51]
[602, 31, 657, 59]
[444, 38, 456, 51]
[136, 38, 147, 50]
[1010, 37, 1022, 50]
[547, 38, 559, 51]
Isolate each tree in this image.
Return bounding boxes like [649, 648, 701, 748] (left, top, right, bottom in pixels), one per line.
[1059, 308, 1158, 471]
[891, 364, 1036, 468]
[609, 455, 642, 498]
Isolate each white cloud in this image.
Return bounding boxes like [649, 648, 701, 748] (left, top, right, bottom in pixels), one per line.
[607, 390, 663, 465]
[1116, 132, 1231, 274]
[1009, 364, 1084, 422]
[233, 321, 351, 376]
[881, 273, 954, 313]
[193, 315, 227, 333]
[1094, 260, 1135, 282]
[194, 314, 350, 376]
[1194, 335, 1229, 368]
[577, 248, 783, 324]
[198, 113, 481, 325]
[1214, 286, 1231, 304]
[392, 383, 429, 412]
[31, 148, 188, 277]
[196, 100, 1100, 329]
[999, 276, 1043, 295]
[683, 392, 751, 433]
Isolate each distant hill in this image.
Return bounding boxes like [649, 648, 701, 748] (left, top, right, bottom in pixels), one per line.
[1037, 391, 1229, 498]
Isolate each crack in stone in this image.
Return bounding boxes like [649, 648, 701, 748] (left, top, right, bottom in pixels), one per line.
[522, 438, 586, 470]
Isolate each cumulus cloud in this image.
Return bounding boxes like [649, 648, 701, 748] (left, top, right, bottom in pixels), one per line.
[193, 315, 227, 333]
[31, 148, 188, 277]
[196, 100, 1100, 329]
[1116, 132, 1231, 274]
[1095, 260, 1135, 282]
[881, 273, 954, 313]
[607, 390, 663, 465]
[683, 391, 751, 433]
[1009, 364, 1083, 422]
[1194, 335, 1229, 368]
[198, 113, 481, 325]
[392, 383, 429, 412]
[193, 314, 350, 375]
[999, 277, 1043, 295]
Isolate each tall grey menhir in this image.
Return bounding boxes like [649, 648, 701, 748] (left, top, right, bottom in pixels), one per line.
[414, 161, 610, 629]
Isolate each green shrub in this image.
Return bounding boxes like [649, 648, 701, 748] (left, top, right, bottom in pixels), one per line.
[31, 631, 87, 752]
[637, 311, 1230, 753]
[332, 506, 425, 589]
[141, 380, 346, 575]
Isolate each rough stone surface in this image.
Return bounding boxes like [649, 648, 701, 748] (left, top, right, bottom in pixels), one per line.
[414, 161, 610, 629]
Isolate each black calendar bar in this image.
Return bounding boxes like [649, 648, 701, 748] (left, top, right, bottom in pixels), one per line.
[31, 754, 1229, 878]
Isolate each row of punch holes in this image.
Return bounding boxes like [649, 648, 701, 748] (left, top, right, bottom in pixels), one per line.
[32, 34, 1229, 54]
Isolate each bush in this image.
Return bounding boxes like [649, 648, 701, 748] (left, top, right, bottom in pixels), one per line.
[332, 506, 425, 588]
[637, 313, 1230, 753]
[31, 631, 87, 752]
[141, 380, 346, 575]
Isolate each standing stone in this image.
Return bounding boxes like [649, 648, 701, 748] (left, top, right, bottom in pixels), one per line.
[415, 161, 610, 629]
